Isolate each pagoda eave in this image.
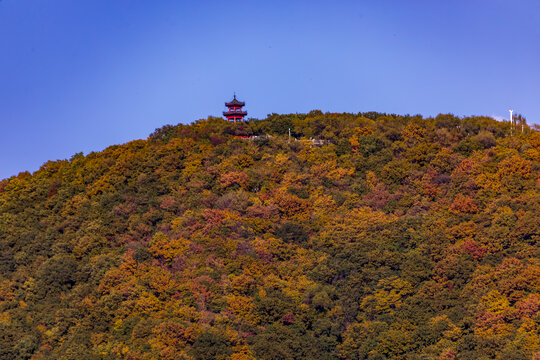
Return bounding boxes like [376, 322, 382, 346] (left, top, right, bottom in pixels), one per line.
[223, 111, 247, 116]
[225, 101, 245, 107]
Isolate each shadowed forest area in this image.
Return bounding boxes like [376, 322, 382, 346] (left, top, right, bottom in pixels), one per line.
[0, 112, 538, 359]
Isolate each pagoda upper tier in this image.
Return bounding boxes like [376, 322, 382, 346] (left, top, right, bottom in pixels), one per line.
[225, 97, 245, 107]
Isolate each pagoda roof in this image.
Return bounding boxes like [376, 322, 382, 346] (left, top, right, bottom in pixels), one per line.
[225, 95, 245, 107]
[223, 110, 247, 116]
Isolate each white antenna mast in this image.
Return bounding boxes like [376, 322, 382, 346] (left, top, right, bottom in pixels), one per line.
[509, 109, 514, 135]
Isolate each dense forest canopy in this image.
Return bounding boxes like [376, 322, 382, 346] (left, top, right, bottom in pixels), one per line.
[0, 112, 538, 360]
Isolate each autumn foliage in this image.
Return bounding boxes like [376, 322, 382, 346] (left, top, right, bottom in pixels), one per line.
[0, 112, 538, 359]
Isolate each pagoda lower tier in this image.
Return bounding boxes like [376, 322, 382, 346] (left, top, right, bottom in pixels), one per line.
[223, 110, 247, 122]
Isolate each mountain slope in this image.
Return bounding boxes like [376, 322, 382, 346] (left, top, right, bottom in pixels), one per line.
[0, 112, 539, 360]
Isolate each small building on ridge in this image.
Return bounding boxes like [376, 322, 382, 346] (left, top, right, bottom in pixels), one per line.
[223, 95, 247, 122]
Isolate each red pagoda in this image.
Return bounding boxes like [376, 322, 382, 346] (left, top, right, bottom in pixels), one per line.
[223, 94, 247, 122]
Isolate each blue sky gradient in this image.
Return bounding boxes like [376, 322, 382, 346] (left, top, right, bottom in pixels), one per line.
[1, 0, 539, 179]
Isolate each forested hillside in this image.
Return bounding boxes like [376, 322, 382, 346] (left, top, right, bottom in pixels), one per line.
[0, 112, 538, 360]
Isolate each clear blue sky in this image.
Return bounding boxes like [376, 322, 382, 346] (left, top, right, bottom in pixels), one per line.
[1, 0, 539, 180]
